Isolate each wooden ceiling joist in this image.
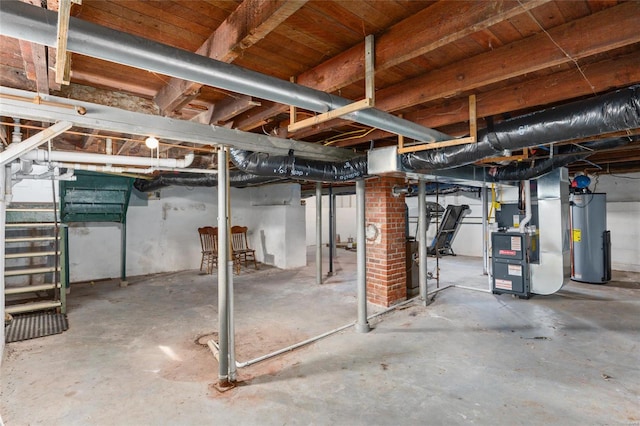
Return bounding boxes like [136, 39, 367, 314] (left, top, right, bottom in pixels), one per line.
[154, 0, 308, 115]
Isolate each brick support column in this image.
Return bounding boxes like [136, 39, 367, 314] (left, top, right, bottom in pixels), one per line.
[365, 176, 407, 306]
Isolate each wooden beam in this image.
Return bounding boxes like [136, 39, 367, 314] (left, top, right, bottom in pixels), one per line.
[154, 0, 307, 115]
[287, 98, 373, 133]
[375, 2, 640, 112]
[234, 101, 288, 131]
[297, 0, 550, 94]
[333, 50, 640, 147]
[55, 0, 80, 85]
[365, 34, 375, 104]
[209, 94, 261, 125]
[408, 51, 640, 130]
[81, 128, 101, 149]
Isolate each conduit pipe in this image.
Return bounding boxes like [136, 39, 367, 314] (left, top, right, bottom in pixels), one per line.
[0, 121, 72, 166]
[1, 1, 451, 144]
[402, 85, 640, 172]
[22, 149, 194, 168]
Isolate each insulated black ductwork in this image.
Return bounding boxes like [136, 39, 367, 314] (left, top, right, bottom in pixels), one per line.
[402, 85, 640, 172]
[229, 149, 368, 182]
[485, 137, 637, 181]
[133, 172, 285, 192]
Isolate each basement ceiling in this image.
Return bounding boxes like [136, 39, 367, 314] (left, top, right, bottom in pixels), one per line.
[1, 0, 639, 176]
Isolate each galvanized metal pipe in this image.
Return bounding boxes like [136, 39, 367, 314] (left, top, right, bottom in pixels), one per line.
[316, 183, 322, 285]
[0, 1, 451, 144]
[355, 179, 370, 333]
[418, 179, 428, 304]
[217, 147, 229, 383]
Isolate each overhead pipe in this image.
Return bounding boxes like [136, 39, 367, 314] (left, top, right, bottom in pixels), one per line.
[133, 171, 284, 192]
[0, 121, 72, 166]
[486, 137, 636, 182]
[402, 85, 640, 172]
[22, 149, 194, 168]
[228, 149, 367, 182]
[0, 1, 451, 144]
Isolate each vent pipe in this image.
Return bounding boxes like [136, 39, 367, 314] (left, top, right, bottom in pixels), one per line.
[0, 1, 450, 144]
[133, 172, 284, 192]
[402, 85, 640, 172]
[228, 149, 368, 182]
[486, 137, 636, 182]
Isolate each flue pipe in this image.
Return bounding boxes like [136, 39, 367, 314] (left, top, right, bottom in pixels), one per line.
[0, 1, 450, 144]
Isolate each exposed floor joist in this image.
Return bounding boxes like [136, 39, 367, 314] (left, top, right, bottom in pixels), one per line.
[154, 0, 308, 115]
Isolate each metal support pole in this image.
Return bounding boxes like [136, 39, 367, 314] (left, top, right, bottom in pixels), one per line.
[482, 186, 489, 275]
[355, 179, 370, 333]
[217, 147, 230, 385]
[328, 185, 334, 276]
[418, 179, 428, 304]
[119, 220, 127, 287]
[331, 192, 337, 260]
[316, 182, 322, 285]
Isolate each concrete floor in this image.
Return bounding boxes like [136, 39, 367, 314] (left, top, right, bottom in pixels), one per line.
[2, 248, 639, 425]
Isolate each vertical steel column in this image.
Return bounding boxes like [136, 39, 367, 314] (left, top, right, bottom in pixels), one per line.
[328, 185, 334, 276]
[119, 220, 127, 287]
[217, 147, 230, 384]
[418, 179, 428, 304]
[316, 182, 322, 285]
[331, 192, 337, 260]
[482, 186, 489, 275]
[355, 179, 370, 333]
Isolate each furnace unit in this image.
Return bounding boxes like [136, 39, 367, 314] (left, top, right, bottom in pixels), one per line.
[491, 232, 538, 298]
[570, 193, 611, 284]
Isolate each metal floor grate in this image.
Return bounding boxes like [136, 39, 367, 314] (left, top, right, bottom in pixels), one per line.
[5, 312, 68, 343]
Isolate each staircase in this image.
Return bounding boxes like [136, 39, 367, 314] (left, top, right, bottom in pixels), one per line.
[4, 203, 67, 315]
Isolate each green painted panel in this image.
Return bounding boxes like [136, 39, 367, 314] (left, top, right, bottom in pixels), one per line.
[60, 171, 133, 223]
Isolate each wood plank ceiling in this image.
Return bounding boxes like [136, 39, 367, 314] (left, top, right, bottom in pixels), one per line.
[1, 0, 639, 176]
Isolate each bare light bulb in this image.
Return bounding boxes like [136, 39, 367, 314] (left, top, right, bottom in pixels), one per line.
[145, 136, 159, 149]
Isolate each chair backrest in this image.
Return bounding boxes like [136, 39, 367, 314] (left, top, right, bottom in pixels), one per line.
[230, 225, 249, 251]
[198, 226, 218, 252]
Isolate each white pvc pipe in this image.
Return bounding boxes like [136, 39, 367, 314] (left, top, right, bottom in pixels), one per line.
[0, 121, 72, 166]
[22, 149, 194, 168]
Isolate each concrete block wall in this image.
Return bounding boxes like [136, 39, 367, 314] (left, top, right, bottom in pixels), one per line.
[365, 176, 407, 306]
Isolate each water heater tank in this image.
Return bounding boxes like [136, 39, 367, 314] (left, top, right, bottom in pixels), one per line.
[571, 193, 611, 284]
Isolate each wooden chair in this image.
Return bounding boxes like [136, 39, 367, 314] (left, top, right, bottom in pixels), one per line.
[231, 225, 257, 273]
[198, 226, 218, 274]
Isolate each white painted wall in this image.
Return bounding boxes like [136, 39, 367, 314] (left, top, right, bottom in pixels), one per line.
[592, 172, 640, 272]
[9, 179, 306, 283]
[305, 194, 357, 245]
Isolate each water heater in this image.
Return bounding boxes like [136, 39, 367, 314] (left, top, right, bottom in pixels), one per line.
[570, 193, 611, 284]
